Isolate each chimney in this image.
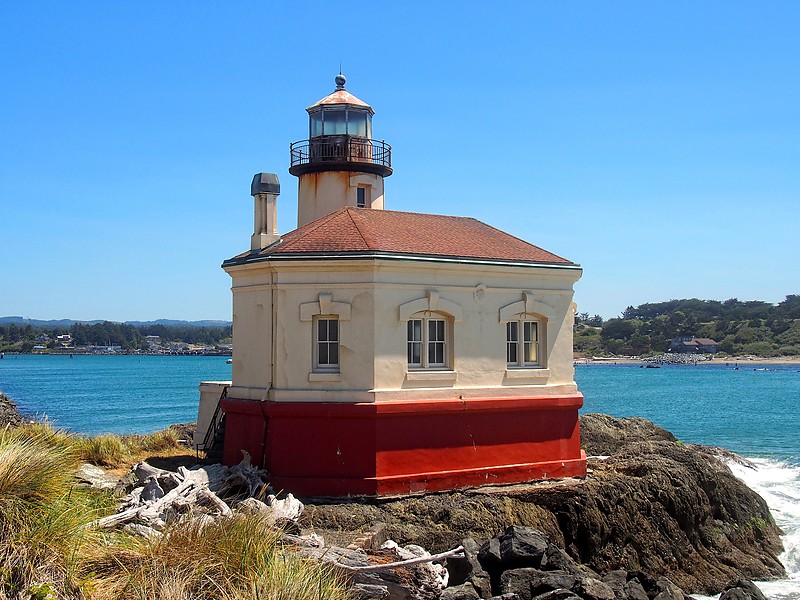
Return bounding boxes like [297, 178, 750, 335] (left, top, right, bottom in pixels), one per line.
[250, 172, 280, 251]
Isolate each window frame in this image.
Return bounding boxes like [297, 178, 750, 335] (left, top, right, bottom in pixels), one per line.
[308, 108, 374, 138]
[407, 313, 450, 370]
[313, 315, 340, 373]
[506, 317, 544, 369]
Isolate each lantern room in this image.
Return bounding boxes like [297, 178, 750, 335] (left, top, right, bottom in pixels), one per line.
[289, 74, 392, 227]
[308, 74, 373, 138]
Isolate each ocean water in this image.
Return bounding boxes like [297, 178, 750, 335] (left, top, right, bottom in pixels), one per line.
[0, 354, 232, 435]
[0, 355, 798, 597]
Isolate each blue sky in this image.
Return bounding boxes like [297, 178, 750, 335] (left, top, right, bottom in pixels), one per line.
[1, 2, 798, 321]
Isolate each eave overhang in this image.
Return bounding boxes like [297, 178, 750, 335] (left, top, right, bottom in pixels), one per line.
[222, 250, 582, 272]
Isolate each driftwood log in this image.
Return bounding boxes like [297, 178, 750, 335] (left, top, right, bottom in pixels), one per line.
[336, 545, 465, 573]
[92, 456, 269, 531]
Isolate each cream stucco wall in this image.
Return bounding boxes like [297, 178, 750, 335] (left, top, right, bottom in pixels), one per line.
[297, 172, 385, 227]
[228, 270, 273, 400]
[224, 257, 581, 404]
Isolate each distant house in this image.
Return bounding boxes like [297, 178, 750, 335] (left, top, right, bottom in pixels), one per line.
[670, 336, 719, 354]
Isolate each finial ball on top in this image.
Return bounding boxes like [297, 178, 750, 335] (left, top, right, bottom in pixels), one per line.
[335, 73, 346, 89]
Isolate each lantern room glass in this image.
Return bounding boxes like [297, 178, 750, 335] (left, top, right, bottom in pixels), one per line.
[309, 108, 373, 138]
[310, 112, 323, 137]
[325, 110, 347, 135]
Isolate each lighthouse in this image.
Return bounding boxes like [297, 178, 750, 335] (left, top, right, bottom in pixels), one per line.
[196, 75, 587, 497]
[289, 73, 392, 227]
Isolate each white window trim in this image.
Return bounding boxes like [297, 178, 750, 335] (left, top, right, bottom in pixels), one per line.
[498, 292, 556, 321]
[500, 293, 550, 372]
[407, 314, 449, 369]
[505, 319, 545, 369]
[300, 293, 351, 322]
[313, 316, 340, 373]
[300, 293, 351, 380]
[399, 291, 461, 373]
[399, 290, 463, 323]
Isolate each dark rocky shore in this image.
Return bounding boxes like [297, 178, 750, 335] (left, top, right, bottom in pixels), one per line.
[0, 391, 22, 427]
[301, 414, 785, 598]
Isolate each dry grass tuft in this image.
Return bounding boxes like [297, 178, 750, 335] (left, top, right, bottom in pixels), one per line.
[125, 427, 181, 454]
[85, 514, 350, 600]
[0, 425, 113, 598]
[76, 434, 126, 467]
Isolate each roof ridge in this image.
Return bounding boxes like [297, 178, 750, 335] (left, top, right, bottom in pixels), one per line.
[344, 208, 377, 250]
[361, 207, 489, 224]
[274, 208, 348, 252]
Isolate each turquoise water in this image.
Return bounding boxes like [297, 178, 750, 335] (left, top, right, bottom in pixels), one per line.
[0, 354, 232, 435]
[576, 363, 800, 464]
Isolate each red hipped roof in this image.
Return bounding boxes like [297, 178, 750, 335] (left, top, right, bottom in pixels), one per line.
[227, 208, 576, 267]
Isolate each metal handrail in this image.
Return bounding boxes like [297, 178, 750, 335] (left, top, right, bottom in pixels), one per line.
[290, 137, 391, 169]
[198, 385, 228, 456]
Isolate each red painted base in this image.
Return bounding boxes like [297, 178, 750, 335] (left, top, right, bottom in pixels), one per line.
[220, 394, 586, 497]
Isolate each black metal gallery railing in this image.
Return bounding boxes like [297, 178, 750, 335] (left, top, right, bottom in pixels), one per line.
[290, 137, 392, 171]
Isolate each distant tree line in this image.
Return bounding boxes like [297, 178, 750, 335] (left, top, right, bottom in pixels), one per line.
[0, 321, 232, 353]
[574, 295, 800, 357]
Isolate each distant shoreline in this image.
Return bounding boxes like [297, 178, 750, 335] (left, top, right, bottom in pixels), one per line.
[3, 351, 797, 363]
[0, 351, 231, 357]
[576, 355, 800, 365]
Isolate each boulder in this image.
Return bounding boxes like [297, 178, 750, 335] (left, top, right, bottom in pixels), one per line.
[531, 591, 580, 600]
[576, 577, 615, 600]
[652, 577, 688, 600]
[235, 497, 272, 517]
[499, 526, 548, 569]
[499, 568, 539, 599]
[447, 538, 492, 598]
[441, 583, 481, 600]
[75, 463, 119, 490]
[621, 578, 648, 600]
[0, 392, 22, 427]
[353, 584, 391, 599]
[719, 580, 768, 600]
[579, 414, 676, 456]
[540, 545, 589, 576]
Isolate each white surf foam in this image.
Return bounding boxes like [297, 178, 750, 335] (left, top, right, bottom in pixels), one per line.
[727, 457, 800, 600]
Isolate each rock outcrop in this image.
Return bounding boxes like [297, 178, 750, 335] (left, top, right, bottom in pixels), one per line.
[301, 414, 785, 596]
[0, 392, 22, 427]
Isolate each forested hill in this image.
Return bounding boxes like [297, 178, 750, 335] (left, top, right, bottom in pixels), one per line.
[0, 320, 231, 353]
[575, 295, 800, 357]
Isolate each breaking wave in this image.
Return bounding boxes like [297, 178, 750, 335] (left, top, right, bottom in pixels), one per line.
[728, 457, 800, 600]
